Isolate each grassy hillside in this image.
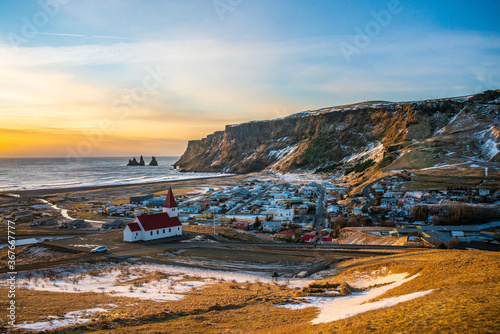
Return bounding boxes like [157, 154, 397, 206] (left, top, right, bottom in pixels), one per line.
[2, 250, 498, 333]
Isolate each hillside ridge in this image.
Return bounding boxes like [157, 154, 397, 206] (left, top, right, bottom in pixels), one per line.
[175, 90, 500, 174]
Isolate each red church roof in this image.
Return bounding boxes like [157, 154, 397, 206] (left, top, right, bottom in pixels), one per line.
[136, 212, 181, 231]
[163, 186, 178, 208]
[126, 222, 141, 232]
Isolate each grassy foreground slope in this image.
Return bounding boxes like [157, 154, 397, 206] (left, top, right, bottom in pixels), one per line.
[3, 250, 499, 334]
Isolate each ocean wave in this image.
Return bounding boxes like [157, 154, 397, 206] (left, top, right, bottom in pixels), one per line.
[42, 181, 83, 187]
[111, 176, 149, 183]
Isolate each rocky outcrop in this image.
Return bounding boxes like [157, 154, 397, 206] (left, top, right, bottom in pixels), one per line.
[176, 91, 500, 173]
[149, 156, 158, 166]
[127, 155, 146, 166]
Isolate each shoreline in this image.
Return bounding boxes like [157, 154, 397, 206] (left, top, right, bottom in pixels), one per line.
[0, 174, 237, 198]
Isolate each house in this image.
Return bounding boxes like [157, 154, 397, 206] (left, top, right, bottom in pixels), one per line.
[14, 211, 33, 223]
[262, 221, 282, 233]
[479, 189, 490, 196]
[319, 236, 333, 244]
[232, 221, 250, 230]
[294, 204, 309, 215]
[270, 191, 291, 199]
[352, 207, 363, 216]
[143, 197, 167, 208]
[402, 191, 423, 204]
[30, 217, 56, 226]
[231, 186, 251, 197]
[130, 194, 154, 204]
[326, 185, 347, 194]
[301, 231, 317, 243]
[60, 219, 89, 228]
[274, 230, 295, 240]
[381, 197, 397, 206]
[102, 220, 126, 230]
[273, 209, 294, 221]
[124, 187, 182, 242]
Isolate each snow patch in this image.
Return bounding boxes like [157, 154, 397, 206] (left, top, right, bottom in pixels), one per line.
[483, 138, 499, 160]
[279, 273, 435, 324]
[14, 308, 110, 331]
[14, 262, 314, 303]
[344, 143, 384, 163]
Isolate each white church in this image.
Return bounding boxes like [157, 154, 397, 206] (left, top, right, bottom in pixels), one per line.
[123, 186, 182, 242]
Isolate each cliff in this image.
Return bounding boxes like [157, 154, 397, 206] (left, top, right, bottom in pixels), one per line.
[175, 90, 500, 174]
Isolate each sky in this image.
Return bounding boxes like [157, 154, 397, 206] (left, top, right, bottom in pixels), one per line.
[0, 0, 499, 158]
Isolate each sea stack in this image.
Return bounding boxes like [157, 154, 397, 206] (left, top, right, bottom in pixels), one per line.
[127, 157, 139, 166]
[139, 155, 145, 166]
[149, 156, 158, 166]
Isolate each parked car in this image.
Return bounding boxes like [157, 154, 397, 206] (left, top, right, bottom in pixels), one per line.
[91, 246, 108, 253]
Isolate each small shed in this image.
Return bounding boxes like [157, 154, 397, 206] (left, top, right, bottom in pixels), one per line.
[31, 217, 56, 226]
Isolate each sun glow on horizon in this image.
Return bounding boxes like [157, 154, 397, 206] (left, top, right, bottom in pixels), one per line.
[0, 1, 498, 157]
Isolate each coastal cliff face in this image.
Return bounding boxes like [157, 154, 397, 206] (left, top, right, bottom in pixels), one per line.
[176, 90, 500, 174]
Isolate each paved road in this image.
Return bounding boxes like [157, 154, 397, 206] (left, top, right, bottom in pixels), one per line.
[42, 229, 411, 258]
[362, 177, 385, 224]
[315, 187, 326, 232]
[226, 187, 268, 215]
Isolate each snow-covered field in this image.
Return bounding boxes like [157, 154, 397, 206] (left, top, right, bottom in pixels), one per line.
[15, 307, 112, 331]
[6, 262, 437, 330]
[6, 261, 315, 330]
[13, 262, 313, 302]
[279, 272, 435, 324]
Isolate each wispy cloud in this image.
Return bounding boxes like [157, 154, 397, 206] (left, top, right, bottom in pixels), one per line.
[37, 32, 140, 41]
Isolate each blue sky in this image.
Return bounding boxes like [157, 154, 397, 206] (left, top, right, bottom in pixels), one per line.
[0, 0, 499, 157]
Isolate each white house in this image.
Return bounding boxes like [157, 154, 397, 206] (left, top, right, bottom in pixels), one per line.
[479, 189, 490, 196]
[124, 187, 182, 242]
[262, 221, 282, 233]
[273, 208, 294, 221]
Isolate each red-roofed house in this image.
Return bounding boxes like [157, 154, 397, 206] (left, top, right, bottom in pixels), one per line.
[274, 230, 296, 241]
[124, 187, 182, 242]
[300, 231, 317, 243]
[232, 221, 250, 230]
[319, 237, 333, 244]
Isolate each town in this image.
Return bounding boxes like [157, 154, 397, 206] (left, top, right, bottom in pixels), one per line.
[2, 172, 499, 252]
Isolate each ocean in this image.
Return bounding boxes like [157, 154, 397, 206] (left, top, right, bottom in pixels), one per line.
[0, 157, 224, 192]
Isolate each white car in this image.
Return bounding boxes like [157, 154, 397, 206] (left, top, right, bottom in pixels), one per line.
[91, 246, 108, 253]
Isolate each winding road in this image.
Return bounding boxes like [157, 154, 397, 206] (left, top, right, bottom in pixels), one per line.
[361, 177, 386, 224]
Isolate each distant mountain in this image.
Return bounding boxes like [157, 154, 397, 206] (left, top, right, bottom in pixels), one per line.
[175, 90, 500, 174]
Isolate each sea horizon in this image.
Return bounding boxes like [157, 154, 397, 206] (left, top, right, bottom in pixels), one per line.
[0, 156, 224, 192]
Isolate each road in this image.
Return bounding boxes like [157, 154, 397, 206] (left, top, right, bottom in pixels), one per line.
[362, 177, 385, 224]
[40, 198, 107, 224]
[41, 229, 411, 258]
[315, 186, 326, 232]
[226, 187, 268, 215]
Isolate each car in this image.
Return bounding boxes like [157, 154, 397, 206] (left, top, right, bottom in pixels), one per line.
[91, 246, 108, 253]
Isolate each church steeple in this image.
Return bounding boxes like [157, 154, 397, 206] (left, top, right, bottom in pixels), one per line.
[163, 186, 178, 217]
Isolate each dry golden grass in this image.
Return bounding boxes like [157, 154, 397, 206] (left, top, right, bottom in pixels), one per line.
[0, 245, 81, 268]
[111, 199, 129, 205]
[0, 288, 138, 325]
[2, 250, 499, 333]
[183, 225, 270, 243]
[153, 187, 213, 196]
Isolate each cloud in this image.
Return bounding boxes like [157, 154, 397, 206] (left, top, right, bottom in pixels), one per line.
[0, 28, 498, 157]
